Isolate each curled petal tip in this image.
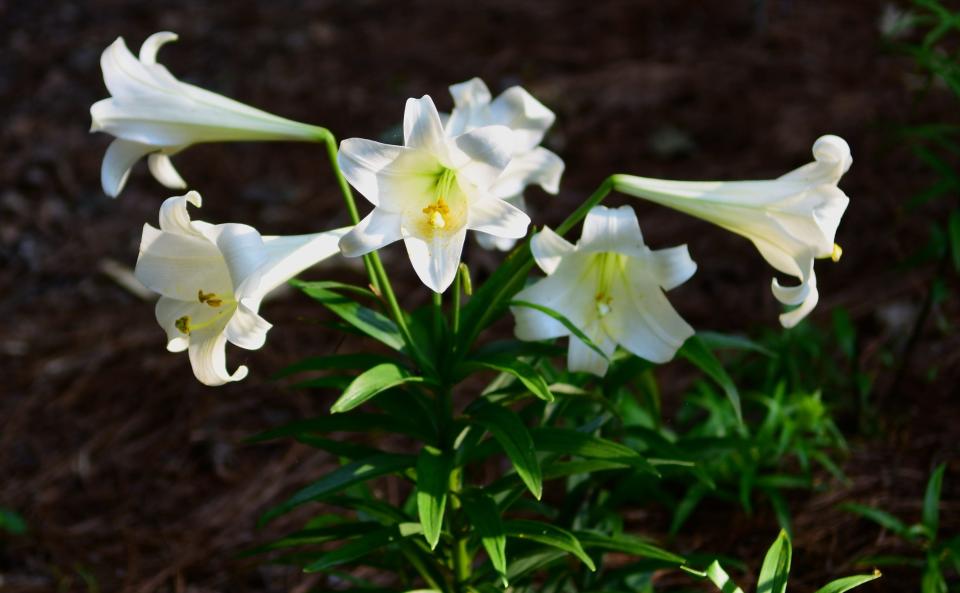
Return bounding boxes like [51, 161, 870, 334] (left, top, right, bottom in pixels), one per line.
[812, 134, 852, 172]
[139, 31, 179, 64]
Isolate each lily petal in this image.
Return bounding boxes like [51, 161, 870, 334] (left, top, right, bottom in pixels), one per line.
[138, 31, 178, 65]
[147, 152, 187, 189]
[608, 267, 694, 363]
[257, 228, 350, 295]
[452, 125, 515, 189]
[337, 139, 406, 208]
[101, 138, 154, 197]
[339, 209, 404, 257]
[646, 244, 698, 291]
[530, 226, 575, 275]
[404, 229, 467, 293]
[188, 324, 248, 386]
[487, 85, 556, 153]
[778, 275, 819, 328]
[155, 297, 212, 353]
[136, 223, 233, 301]
[467, 197, 530, 239]
[224, 299, 272, 350]
[567, 326, 616, 376]
[404, 96, 447, 155]
[579, 205, 646, 255]
[201, 223, 268, 290]
[491, 146, 564, 198]
[450, 77, 492, 109]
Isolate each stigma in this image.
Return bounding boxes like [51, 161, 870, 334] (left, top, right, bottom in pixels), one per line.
[594, 292, 613, 317]
[423, 197, 451, 230]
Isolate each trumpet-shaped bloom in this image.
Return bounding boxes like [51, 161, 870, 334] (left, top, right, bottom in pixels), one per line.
[445, 77, 565, 251]
[613, 135, 851, 328]
[511, 205, 696, 376]
[135, 191, 347, 386]
[91, 32, 323, 197]
[338, 95, 530, 292]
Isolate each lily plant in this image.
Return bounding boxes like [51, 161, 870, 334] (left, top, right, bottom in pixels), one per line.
[90, 31, 872, 593]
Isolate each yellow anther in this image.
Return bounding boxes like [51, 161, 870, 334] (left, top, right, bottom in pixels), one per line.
[198, 289, 223, 307]
[831, 243, 843, 262]
[175, 316, 191, 334]
[422, 197, 451, 229]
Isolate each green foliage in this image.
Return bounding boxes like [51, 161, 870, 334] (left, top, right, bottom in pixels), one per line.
[0, 507, 27, 536]
[248, 167, 864, 592]
[692, 531, 880, 593]
[843, 463, 957, 593]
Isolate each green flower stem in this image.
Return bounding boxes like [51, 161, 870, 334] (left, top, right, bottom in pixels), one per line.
[316, 128, 422, 361]
[449, 468, 471, 591]
[315, 128, 381, 292]
[452, 267, 463, 337]
[433, 290, 444, 348]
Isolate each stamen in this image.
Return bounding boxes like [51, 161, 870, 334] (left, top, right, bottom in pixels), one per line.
[175, 316, 191, 334]
[831, 243, 843, 262]
[198, 289, 223, 307]
[423, 197, 451, 229]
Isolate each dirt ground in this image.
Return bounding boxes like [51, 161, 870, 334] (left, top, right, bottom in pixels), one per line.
[1, 1, 958, 592]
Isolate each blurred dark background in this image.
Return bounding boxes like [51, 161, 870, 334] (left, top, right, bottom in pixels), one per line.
[1, 1, 957, 592]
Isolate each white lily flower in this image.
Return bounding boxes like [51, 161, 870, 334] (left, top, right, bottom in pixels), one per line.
[337, 95, 530, 292]
[511, 205, 696, 376]
[91, 32, 323, 197]
[135, 191, 347, 386]
[613, 135, 851, 328]
[445, 77, 565, 251]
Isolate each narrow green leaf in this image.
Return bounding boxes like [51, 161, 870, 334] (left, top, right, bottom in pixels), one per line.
[469, 403, 542, 500]
[504, 519, 596, 571]
[841, 503, 911, 538]
[575, 531, 686, 564]
[698, 331, 775, 357]
[260, 454, 415, 524]
[302, 527, 397, 573]
[292, 280, 405, 351]
[923, 463, 946, 536]
[459, 357, 554, 402]
[243, 522, 383, 555]
[812, 571, 882, 593]
[462, 492, 509, 586]
[678, 334, 742, 422]
[531, 428, 658, 475]
[757, 530, 791, 593]
[416, 447, 451, 550]
[706, 560, 746, 593]
[948, 211, 960, 273]
[332, 363, 424, 413]
[509, 300, 609, 360]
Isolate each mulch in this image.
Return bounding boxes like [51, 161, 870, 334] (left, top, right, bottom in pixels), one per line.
[1, 1, 957, 591]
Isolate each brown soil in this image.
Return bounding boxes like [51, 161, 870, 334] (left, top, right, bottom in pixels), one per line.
[1, 1, 957, 592]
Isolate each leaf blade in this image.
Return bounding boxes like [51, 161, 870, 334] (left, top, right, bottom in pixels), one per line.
[332, 363, 424, 414]
[416, 447, 451, 550]
[469, 403, 542, 500]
